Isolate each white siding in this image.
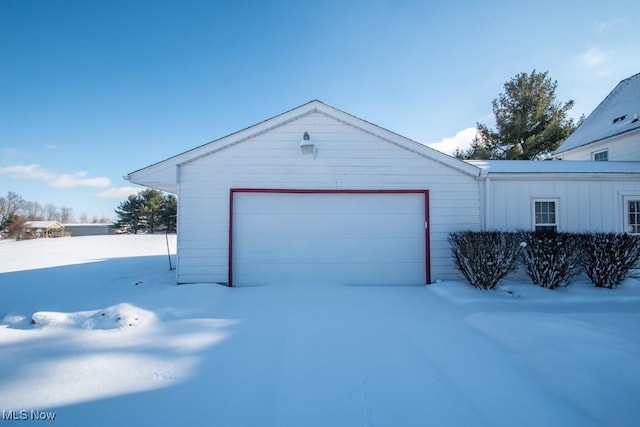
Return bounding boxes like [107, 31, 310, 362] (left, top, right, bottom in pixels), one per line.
[176, 112, 480, 283]
[558, 130, 640, 161]
[485, 176, 640, 233]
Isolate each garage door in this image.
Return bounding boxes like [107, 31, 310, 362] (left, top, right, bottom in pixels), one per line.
[230, 189, 429, 286]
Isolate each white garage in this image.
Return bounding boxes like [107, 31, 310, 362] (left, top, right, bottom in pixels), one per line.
[125, 100, 640, 286]
[230, 189, 430, 286]
[125, 100, 483, 285]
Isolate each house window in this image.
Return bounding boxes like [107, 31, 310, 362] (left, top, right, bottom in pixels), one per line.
[593, 150, 608, 161]
[533, 200, 558, 232]
[628, 200, 640, 234]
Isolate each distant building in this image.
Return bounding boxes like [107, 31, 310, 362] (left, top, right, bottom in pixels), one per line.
[63, 223, 121, 237]
[20, 221, 66, 239]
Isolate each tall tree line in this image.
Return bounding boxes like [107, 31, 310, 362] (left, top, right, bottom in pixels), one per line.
[113, 189, 177, 234]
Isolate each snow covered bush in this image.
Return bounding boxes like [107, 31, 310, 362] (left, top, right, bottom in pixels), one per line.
[520, 232, 582, 289]
[449, 231, 522, 290]
[581, 232, 640, 288]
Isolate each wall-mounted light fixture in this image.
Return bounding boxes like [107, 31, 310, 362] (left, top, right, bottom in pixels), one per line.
[300, 131, 317, 158]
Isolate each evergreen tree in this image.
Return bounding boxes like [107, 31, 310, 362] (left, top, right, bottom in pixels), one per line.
[113, 190, 177, 234]
[160, 194, 177, 233]
[113, 194, 143, 233]
[2, 212, 24, 237]
[457, 70, 576, 160]
[140, 189, 164, 233]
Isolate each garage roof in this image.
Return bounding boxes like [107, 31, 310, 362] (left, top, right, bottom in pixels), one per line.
[22, 221, 64, 229]
[468, 159, 640, 177]
[125, 100, 481, 193]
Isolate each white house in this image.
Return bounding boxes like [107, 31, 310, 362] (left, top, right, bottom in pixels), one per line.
[126, 100, 640, 286]
[554, 72, 640, 161]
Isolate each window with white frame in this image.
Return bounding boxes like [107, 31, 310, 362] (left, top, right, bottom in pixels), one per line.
[533, 199, 558, 232]
[593, 149, 608, 161]
[627, 200, 640, 234]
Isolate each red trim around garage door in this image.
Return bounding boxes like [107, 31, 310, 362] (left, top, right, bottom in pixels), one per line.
[228, 189, 431, 286]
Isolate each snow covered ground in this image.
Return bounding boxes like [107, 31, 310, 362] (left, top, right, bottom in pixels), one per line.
[1, 235, 639, 426]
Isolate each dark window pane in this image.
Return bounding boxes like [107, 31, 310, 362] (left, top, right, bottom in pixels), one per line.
[594, 151, 608, 161]
[535, 225, 557, 233]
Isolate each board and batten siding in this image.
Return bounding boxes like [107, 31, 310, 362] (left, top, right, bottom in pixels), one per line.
[175, 112, 480, 284]
[484, 175, 640, 232]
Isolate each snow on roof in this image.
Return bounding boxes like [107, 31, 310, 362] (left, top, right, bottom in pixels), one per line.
[555, 73, 640, 154]
[467, 159, 640, 174]
[63, 223, 113, 227]
[23, 221, 64, 229]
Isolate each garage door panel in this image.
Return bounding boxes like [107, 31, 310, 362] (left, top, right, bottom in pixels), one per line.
[234, 261, 425, 286]
[234, 193, 423, 215]
[235, 237, 425, 264]
[232, 191, 428, 286]
[235, 213, 422, 239]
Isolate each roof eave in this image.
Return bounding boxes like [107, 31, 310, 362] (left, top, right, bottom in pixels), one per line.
[483, 171, 640, 180]
[555, 126, 640, 156]
[126, 100, 483, 185]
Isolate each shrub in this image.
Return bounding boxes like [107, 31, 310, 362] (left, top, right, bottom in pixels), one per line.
[449, 231, 522, 290]
[520, 232, 582, 289]
[581, 232, 640, 288]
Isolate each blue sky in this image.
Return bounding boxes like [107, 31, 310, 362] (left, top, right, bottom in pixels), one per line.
[1, 0, 639, 220]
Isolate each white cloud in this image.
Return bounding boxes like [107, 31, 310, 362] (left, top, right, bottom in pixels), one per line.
[0, 164, 56, 181]
[427, 127, 477, 156]
[579, 46, 618, 77]
[582, 46, 608, 68]
[96, 187, 143, 199]
[594, 20, 617, 33]
[50, 174, 111, 188]
[0, 164, 110, 188]
[2, 148, 20, 155]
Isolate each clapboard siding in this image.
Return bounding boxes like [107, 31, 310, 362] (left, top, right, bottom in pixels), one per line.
[175, 112, 480, 283]
[180, 150, 471, 166]
[181, 158, 472, 177]
[181, 165, 468, 179]
[177, 232, 220, 245]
